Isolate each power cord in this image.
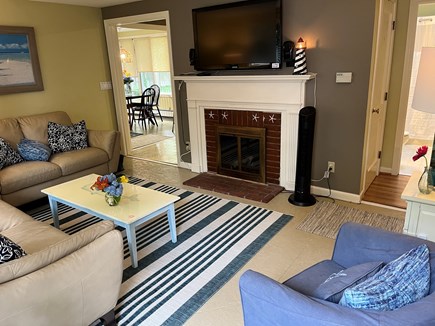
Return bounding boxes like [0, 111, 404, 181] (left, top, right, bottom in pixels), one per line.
[312, 166, 335, 202]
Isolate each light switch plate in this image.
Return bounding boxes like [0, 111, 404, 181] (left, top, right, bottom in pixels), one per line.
[100, 81, 112, 90]
[336, 72, 352, 83]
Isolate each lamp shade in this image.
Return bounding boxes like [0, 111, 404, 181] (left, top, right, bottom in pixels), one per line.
[412, 47, 435, 113]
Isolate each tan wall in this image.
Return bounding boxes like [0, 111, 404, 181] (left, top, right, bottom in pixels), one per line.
[0, 0, 116, 131]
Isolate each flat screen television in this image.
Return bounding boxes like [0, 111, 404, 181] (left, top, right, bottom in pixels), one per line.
[192, 0, 282, 71]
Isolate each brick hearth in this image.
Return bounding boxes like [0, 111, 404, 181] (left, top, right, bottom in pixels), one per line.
[204, 109, 281, 185]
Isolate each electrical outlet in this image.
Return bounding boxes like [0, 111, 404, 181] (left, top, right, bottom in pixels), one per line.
[186, 141, 191, 151]
[327, 161, 335, 173]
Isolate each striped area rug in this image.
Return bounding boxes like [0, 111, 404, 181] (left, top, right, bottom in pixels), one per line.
[24, 176, 291, 326]
[297, 201, 404, 239]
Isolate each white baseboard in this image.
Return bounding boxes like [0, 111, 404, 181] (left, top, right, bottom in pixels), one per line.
[178, 161, 191, 170]
[379, 166, 393, 174]
[311, 185, 361, 203]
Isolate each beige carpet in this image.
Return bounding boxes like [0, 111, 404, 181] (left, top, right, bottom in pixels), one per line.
[297, 201, 405, 239]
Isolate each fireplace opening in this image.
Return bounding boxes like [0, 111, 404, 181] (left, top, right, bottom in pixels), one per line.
[216, 125, 266, 183]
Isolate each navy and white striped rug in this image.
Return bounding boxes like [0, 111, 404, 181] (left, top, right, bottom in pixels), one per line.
[24, 176, 292, 325]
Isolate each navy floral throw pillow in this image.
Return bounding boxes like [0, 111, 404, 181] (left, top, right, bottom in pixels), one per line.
[0, 234, 27, 264]
[0, 137, 24, 170]
[47, 120, 88, 153]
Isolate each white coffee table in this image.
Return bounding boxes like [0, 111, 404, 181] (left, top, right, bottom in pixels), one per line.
[41, 174, 180, 268]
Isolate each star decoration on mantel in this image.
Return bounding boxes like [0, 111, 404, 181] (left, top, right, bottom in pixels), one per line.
[252, 113, 259, 122]
[269, 114, 276, 124]
[208, 111, 215, 119]
[222, 112, 228, 120]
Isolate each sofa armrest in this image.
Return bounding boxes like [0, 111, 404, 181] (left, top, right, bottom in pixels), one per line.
[0, 200, 34, 232]
[87, 129, 120, 173]
[240, 270, 382, 326]
[0, 220, 115, 284]
[332, 222, 434, 268]
[0, 228, 123, 326]
[87, 129, 119, 160]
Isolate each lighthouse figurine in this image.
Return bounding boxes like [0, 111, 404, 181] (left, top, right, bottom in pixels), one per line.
[293, 37, 307, 75]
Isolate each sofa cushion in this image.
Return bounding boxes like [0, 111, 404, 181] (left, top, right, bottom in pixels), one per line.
[0, 161, 62, 195]
[0, 138, 24, 170]
[49, 147, 108, 176]
[339, 244, 430, 311]
[0, 234, 26, 264]
[17, 139, 52, 162]
[0, 220, 115, 284]
[18, 111, 72, 145]
[312, 261, 384, 303]
[0, 118, 23, 150]
[48, 120, 88, 154]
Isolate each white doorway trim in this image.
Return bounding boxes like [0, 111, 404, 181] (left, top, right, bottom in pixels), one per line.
[392, 0, 435, 174]
[103, 11, 180, 164]
[361, 0, 397, 195]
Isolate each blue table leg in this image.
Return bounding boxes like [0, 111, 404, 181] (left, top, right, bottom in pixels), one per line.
[167, 204, 177, 243]
[48, 196, 60, 229]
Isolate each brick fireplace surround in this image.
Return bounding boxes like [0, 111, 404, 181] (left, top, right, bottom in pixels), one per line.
[175, 74, 314, 190]
[205, 109, 281, 185]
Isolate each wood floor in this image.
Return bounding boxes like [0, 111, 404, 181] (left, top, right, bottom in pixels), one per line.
[362, 173, 410, 209]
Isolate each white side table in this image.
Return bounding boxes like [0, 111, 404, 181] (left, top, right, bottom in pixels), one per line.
[401, 171, 435, 240]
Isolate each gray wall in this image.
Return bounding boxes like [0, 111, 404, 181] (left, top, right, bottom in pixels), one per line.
[103, 0, 376, 195]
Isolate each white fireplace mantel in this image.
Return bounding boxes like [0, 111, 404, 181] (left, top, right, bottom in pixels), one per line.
[174, 73, 316, 190]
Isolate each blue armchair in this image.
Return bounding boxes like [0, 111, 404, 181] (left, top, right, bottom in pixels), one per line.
[239, 222, 435, 325]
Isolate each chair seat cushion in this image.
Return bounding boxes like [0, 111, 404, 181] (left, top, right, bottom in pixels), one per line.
[312, 261, 384, 303]
[283, 260, 344, 297]
[339, 244, 430, 311]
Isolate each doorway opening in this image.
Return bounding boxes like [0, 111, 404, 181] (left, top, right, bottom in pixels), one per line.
[399, 7, 435, 175]
[104, 12, 179, 167]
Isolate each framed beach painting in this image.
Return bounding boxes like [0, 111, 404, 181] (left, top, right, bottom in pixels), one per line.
[0, 26, 43, 95]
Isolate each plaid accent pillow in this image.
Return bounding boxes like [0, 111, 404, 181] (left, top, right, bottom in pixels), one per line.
[339, 244, 430, 311]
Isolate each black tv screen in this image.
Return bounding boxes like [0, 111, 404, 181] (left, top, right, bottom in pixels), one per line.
[192, 0, 282, 71]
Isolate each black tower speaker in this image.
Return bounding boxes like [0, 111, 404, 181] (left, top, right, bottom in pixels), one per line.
[289, 106, 316, 206]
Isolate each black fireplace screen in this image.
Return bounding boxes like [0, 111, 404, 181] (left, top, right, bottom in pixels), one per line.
[217, 126, 265, 183]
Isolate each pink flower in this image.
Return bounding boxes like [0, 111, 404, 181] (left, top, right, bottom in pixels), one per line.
[413, 146, 428, 162]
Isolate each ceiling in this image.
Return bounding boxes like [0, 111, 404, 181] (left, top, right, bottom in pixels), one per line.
[29, 0, 140, 8]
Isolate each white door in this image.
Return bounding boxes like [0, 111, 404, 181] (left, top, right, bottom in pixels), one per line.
[362, 0, 397, 193]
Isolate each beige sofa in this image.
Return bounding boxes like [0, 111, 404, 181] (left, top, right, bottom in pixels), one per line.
[0, 199, 123, 325]
[0, 111, 120, 206]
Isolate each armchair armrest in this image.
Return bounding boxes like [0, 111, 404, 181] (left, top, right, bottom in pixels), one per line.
[332, 222, 434, 268]
[239, 270, 380, 326]
[240, 270, 435, 326]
